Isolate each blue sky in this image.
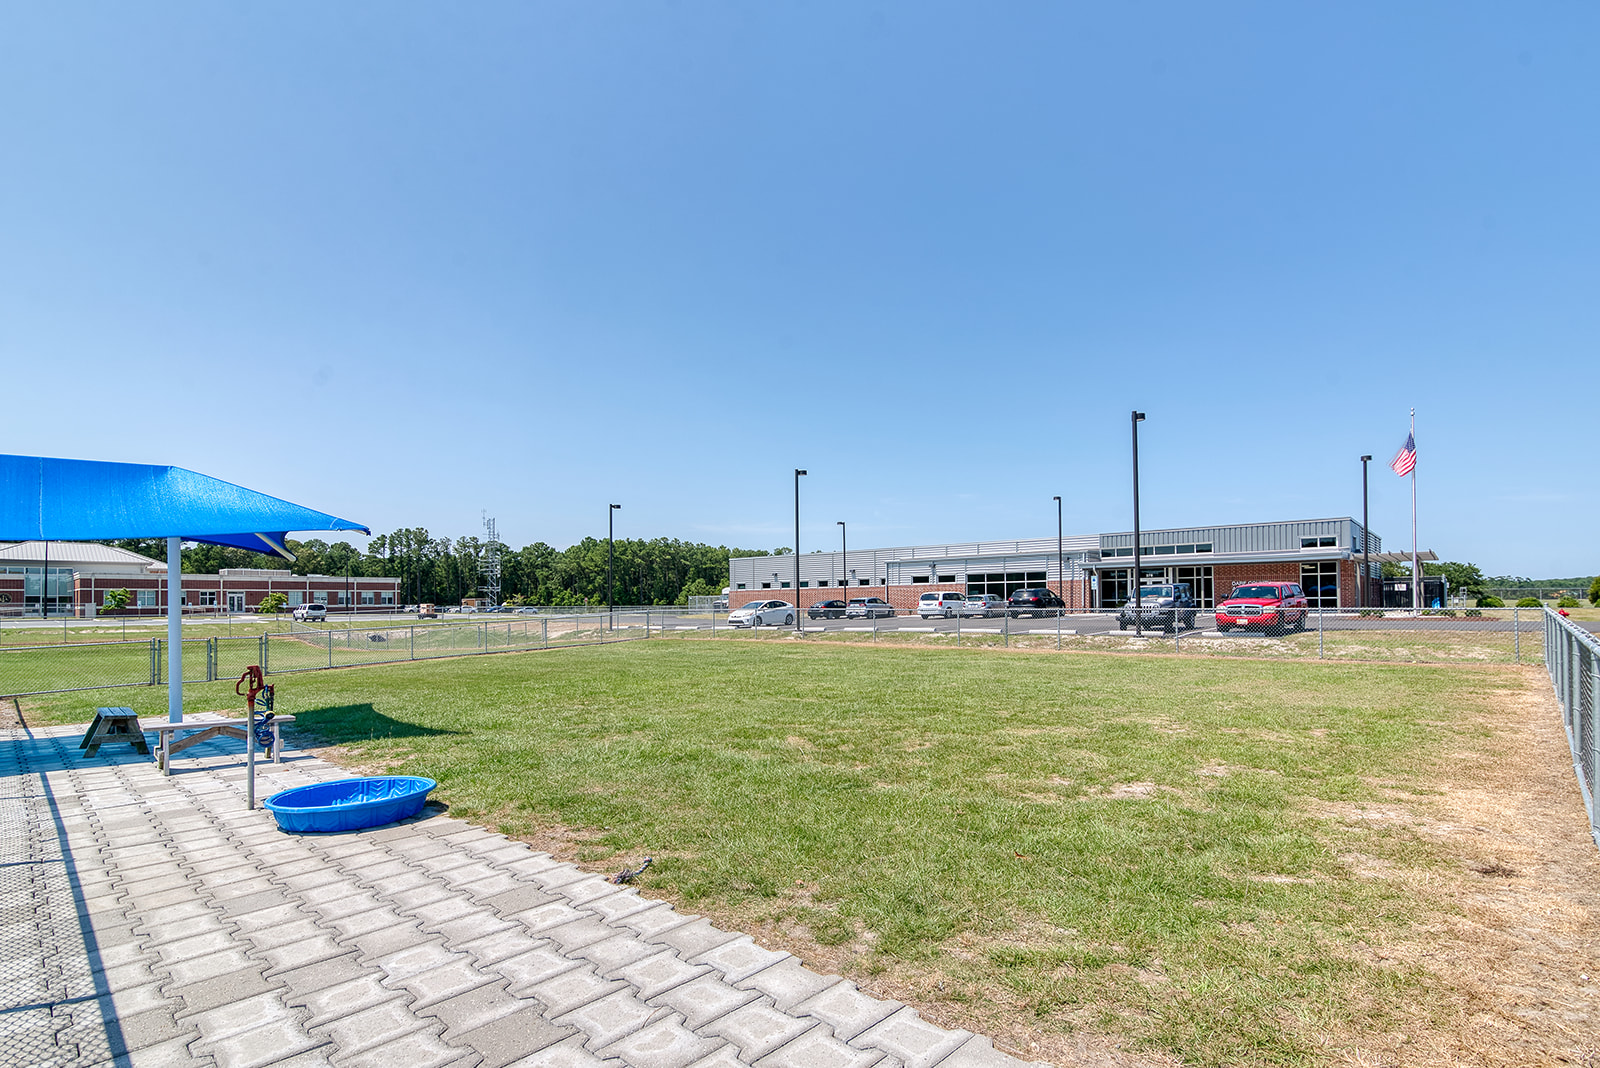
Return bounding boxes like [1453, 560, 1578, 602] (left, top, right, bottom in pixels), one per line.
[3, 4, 1595, 577]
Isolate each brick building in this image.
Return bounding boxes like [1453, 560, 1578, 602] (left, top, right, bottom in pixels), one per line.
[728, 517, 1406, 613]
[0, 541, 401, 616]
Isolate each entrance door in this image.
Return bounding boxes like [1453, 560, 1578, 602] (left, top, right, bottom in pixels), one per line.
[227, 592, 246, 613]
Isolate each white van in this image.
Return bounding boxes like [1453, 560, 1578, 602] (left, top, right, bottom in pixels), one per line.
[917, 592, 966, 619]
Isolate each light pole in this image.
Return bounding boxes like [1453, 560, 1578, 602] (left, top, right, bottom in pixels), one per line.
[1359, 455, 1372, 609]
[1053, 495, 1064, 613]
[1132, 411, 1146, 636]
[607, 503, 621, 628]
[794, 470, 806, 632]
[837, 521, 847, 602]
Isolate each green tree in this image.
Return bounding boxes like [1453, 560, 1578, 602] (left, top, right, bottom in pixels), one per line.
[1423, 561, 1487, 600]
[257, 592, 288, 614]
[104, 588, 131, 613]
[1590, 575, 1600, 607]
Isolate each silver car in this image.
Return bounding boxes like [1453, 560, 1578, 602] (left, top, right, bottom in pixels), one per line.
[961, 594, 1004, 618]
[727, 600, 796, 628]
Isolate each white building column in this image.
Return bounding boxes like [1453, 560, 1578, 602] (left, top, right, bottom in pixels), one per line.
[167, 536, 183, 722]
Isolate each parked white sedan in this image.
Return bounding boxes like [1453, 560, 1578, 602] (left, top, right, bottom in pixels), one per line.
[728, 600, 796, 628]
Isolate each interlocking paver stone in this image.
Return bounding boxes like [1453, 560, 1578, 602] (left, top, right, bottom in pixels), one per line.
[554, 987, 663, 1050]
[598, 1013, 723, 1068]
[652, 974, 763, 1030]
[703, 1000, 818, 1062]
[855, 1007, 973, 1068]
[334, 1024, 474, 1068]
[692, 936, 791, 984]
[451, 1004, 576, 1068]
[796, 983, 901, 1042]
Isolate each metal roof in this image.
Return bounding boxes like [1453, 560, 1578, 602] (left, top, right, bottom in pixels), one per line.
[0, 541, 161, 567]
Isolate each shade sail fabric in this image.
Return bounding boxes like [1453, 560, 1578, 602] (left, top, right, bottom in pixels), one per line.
[0, 455, 369, 557]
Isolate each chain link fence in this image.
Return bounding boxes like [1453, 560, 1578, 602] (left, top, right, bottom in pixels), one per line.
[4, 605, 1570, 698]
[1545, 608, 1600, 851]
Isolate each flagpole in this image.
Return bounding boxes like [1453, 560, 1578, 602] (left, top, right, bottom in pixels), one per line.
[1410, 408, 1419, 611]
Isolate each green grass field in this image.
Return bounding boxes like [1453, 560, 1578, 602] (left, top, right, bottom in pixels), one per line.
[16, 641, 1529, 1066]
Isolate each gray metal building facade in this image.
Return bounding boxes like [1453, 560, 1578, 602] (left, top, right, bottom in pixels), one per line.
[729, 517, 1384, 611]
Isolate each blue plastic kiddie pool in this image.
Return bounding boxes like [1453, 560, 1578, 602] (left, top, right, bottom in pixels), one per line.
[264, 776, 437, 833]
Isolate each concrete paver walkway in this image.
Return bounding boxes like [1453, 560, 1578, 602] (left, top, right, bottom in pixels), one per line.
[2, 725, 1045, 1068]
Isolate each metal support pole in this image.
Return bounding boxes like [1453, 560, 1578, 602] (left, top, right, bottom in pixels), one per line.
[1359, 455, 1372, 609]
[1131, 411, 1145, 638]
[608, 503, 621, 631]
[794, 470, 806, 634]
[167, 536, 183, 723]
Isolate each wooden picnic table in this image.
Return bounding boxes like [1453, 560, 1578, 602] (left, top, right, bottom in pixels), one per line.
[137, 712, 295, 775]
[79, 707, 150, 757]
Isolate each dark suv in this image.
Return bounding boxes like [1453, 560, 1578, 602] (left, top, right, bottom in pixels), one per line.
[1117, 582, 1198, 632]
[1007, 588, 1065, 617]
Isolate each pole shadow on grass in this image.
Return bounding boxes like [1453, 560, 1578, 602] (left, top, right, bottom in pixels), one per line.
[289, 703, 463, 745]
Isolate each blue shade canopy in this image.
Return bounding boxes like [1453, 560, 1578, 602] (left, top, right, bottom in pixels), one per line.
[0, 455, 369, 558]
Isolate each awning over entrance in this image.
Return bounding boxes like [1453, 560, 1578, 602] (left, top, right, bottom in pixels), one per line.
[1365, 551, 1438, 564]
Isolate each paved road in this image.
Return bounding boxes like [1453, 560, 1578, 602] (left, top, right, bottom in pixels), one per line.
[2, 723, 1043, 1068]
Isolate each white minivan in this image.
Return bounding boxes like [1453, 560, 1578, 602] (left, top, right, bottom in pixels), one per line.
[293, 602, 328, 622]
[917, 592, 966, 619]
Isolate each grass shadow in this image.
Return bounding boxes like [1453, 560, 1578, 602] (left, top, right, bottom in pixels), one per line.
[288, 703, 464, 745]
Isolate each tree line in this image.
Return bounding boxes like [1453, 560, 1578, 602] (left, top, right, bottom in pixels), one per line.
[106, 532, 777, 607]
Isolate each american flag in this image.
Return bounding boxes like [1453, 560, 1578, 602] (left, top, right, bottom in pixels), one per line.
[1391, 432, 1416, 477]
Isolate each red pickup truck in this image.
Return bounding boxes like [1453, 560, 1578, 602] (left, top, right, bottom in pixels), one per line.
[1215, 582, 1309, 635]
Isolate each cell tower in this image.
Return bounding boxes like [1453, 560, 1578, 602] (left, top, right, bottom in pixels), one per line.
[480, 512, 502, 607]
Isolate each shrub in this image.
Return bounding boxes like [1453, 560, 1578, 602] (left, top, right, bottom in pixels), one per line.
[1476, 595, 1504, 608]
[103, 588, 130, 614]
[257, 592, 288, 614]
[1590, 575, 1600, 607]
[1464, 609, 1483, 618]
[1556, 596, 1579, 609]
[1515, 597, 1543, 609]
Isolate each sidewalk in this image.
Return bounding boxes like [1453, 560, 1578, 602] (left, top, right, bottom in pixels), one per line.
[1, 724, 1048, 1068]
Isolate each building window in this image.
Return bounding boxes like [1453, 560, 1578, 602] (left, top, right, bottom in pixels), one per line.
[736, 583, 746, 590]
[799, 581, 808, 588]
[1153, 545, 1175, 555]
[1099, 569, 1129, 607]
[937, 574, 955, 584]
[197, 591, 218, 606]
[761, 583, 771, 589]
[1174, 566, 1214, 608]
[1301, 561, 1339, 607]
[780, 581, 791, 588]
[361, 591, 375, 605]
[381, 593, 395, 605]
[966, 571, 1048, 599]
[817, 580, 828, 587]
[1301, 536, 1336, 549]
[1196, 543, 1212, 553]
[137, 590, 158, 607]
[911, 575, 929, 583]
